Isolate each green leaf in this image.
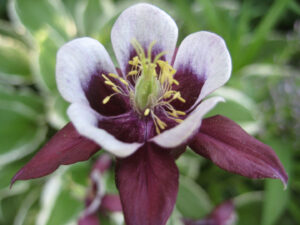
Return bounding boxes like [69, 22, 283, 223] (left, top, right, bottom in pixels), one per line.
[167, 208, 184, 225]
[46, 95, 69, 129]
[13, 189, 40, 225]
[38, 35, 59, 93]
[83, 0, 103, 36]
[288, 200, 300, 224]
[46, 188, 82, 225]
[206, 87, 261, 135]
[176, 176, 212, 219]
[0, 86, 47, 167]
[35, 170, 82, 225]
[196, 0, 223, 34]
[239, 0, 292, 67]
[237, 201, 263, 225]
[261, 138, 292, 225]
[176, 149, 203, 179]
[0, 20, 29, 45]
[13, 0, 71, 41]
[67, 161, 90, 187]
[0, 86, 44, 113]
[0, 36, 31, 84]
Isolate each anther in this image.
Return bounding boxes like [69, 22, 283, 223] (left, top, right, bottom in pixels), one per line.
[102, 94, 117, 104]
[104, 80, 115, 86]
[108, 73, 118, 78]
[128, 70, 138, 76]
[119, 78, 129, 86]
[144, 108, 150, 116]
[172, 79, 179, 85]
[176, 110, 186, 116]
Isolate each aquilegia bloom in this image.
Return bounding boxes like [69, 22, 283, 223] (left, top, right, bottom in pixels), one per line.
[12, 3, 288, 225]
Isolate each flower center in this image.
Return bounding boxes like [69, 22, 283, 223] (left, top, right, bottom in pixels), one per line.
[102, 40, 186, 134]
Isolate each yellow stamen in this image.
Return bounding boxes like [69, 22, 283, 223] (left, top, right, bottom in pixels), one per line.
[112, 86, 121, 93]
[176, 110, 186, 116]
[129, 56, 140, 66]
[167, 111, 178, 118]
[163, 91, 175, 99]
[155, 124, 161, 134]
[104, 80, 115, 86]
[101, 39, 186, 135]
[102, 74, 110, 81]
[172, 79, 179, 85]
[147, 41, 157, 60]
[119, 78, 129, 86]
[102, 94, 117, 104]
[178, 96, 186, 103]
[108, 73, 119, 78]
[153, 51, 167, 63]
[144, 108, 150, 116]
[128, 70, 138, 76]
[174, 118, 183, 123]
[156, 117, 167, 129]
[171, 92, 186, 103]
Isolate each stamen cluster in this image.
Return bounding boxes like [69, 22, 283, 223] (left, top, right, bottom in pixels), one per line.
[102, 40, 186, 134]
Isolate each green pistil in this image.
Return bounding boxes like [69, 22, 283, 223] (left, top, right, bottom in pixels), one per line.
[134, 67, 160, 112]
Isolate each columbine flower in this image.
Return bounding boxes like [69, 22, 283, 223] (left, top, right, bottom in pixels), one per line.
[12, 3, 288, 225]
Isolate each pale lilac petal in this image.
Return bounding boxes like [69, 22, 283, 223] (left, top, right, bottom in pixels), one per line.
[111, 3, 178, 75]
[56, 37, 117, 104]
[68, 103, 142, 157]
[151, 96, 224, 148]
[174, 31, 231, 110]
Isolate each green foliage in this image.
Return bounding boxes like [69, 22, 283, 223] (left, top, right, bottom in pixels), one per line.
[177, 176, 212, 218]
[0, 86, 46, 167]
[262, 138, 292, 225]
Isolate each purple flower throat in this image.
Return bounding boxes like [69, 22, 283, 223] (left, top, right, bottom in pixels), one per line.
[102, 40, 186, 134]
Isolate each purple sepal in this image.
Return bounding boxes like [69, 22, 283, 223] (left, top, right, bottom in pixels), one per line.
[189, 115, 288, 186]
[11, 123, 100, 186]
[116, 143, 179, 225]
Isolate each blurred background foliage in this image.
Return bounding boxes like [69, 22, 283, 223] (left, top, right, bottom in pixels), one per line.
[0, 0, 299, 224]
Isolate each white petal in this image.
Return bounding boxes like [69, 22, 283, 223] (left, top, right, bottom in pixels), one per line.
[56, 37, 117, 104]
[67, 103, 143, 157]
[111, 3, 178, 74]
[174, 31, 232, 108]
[151, 96, 224, 148]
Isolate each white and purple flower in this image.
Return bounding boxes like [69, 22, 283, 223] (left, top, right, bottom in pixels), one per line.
[12, 3, 288, 225]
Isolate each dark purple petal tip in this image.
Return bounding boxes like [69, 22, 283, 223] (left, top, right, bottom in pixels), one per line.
[11, 123, 100, 187]
[190, 115, 288, 187]
[116, 143, 179, 225]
